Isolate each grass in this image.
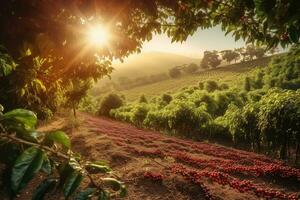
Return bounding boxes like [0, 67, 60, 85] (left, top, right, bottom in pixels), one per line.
[119, 57, 272, 101]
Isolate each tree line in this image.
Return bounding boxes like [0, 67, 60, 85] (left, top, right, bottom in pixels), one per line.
[168, 45, 278, 79]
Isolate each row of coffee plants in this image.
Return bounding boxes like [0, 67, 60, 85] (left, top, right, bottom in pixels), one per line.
[115, 140, 299, 200]
[106, 46, 300, 164]
[0, 105, 126, 199]
[171, 164, 299, 200]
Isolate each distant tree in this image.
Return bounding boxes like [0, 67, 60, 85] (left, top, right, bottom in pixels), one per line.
[200, 51, 221, 69]
[253, 47, 266, 59]
[139, 94, 148, 103]
[235, 47, 247, 62]
[169, 66, 182, 78]
[232, 51, 241, 63]
[183, 63, 199, 74]
[221, 50, 238, 64]
[245, 45, 257, 61]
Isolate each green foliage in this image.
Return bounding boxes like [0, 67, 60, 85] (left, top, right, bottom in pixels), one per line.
[244, 77, 251, 91]
[221, 50, 240, 64]
[0, 46, 16, 77]
[98, 93, 124, 116]
[204, 81, 219, 92]
[198, 81, 204, 90]
[161, 93, 173, 104]
[258, 89, 300, 159]
[139, 94, 148, 103]
[201, 51, 221, 69]
[264, 45, 300, 90]
[11, 147, 44, 193]
[183, 63, 199, 74]
[0, 106, 126, 199]
[65, 80, 92, 117]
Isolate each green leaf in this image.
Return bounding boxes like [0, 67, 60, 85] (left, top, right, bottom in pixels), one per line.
[86, 163, 111, 173]
[103, 178, 124, 191]
[75, 188, 97, 200]
[16, 130, 39, 143]
[11, 147, 44, 193]
[41, 155, 52, 175]
[45, 131, 71, 149]
[32, 178, 58, 200]
[289, 26, 300, 43]
[63, 171, 83, 198]
[0, 104, 4, 112]
[98, 191, 110, 200]
[3, 109, 37, 130]
[120, 185, 127, 198]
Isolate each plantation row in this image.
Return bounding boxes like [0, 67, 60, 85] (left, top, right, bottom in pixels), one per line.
[96, 120, 300, 200]
[96, 45, 300, 164]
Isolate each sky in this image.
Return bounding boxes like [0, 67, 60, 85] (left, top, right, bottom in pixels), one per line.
[141, 25, 245, 58]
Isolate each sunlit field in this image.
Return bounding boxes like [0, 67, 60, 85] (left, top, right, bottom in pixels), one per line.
[119, 57, 272, 101]
[0, 1, 299, 200]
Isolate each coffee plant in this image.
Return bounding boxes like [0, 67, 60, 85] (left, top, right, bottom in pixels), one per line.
[0, 106, 126, 199]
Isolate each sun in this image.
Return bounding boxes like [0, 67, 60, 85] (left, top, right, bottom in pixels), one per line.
[87, 25, 110, 46]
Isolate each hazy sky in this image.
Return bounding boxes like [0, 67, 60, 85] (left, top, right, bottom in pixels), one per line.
[141, 25, 245, 58]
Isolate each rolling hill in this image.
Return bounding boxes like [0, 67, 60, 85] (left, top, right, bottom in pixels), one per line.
[110, 51, 201, 80]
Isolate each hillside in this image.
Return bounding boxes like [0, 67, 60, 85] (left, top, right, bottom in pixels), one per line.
[111, 52, 201, 80]
[117, 56, 272, 101]
[18, 113, 298, 200]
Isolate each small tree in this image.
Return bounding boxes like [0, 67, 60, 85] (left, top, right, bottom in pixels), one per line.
[65, 80, 92, 118]
[205, 80, 219, 92]
[161, 93, 173, 104]
[201, 51, 221, 69]
[168, 66, 182, 78]
[183, 63, 198, 74]
[254, 47, 266, 59]
[235, 47, 247, 62]
[98, 93, 124, 116]
[139, 94, 148, 103]
[221, 50, 238, 64]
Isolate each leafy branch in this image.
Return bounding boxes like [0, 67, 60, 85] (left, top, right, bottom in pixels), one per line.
[0, 107, 126, 200]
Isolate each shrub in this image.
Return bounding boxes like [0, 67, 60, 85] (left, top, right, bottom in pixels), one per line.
[204, 80, 219, 92]
[198, 81, 204, 90]
[169, 67, 182, 78]
[161, 93, 172, 104]
[183, 63, 198, 74]
[219, 83, 229, 90]
[131, 104, 150, 126]
[36, 106, 53, 120]
[98, 93, 123, 116]
[139, 94, 148, 103]
[244, 77, 251, 91]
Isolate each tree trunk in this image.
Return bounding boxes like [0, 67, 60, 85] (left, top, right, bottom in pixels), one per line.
[280, 137, 287, 160]
[72, 102, 77, 118]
